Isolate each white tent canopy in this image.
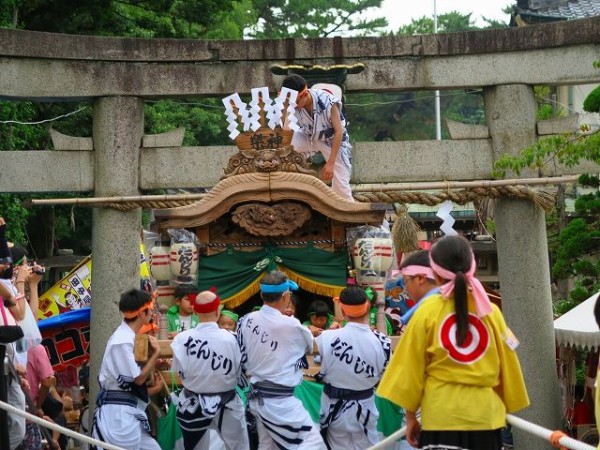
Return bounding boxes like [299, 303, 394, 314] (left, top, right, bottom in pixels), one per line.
[554, 292, 600, 350]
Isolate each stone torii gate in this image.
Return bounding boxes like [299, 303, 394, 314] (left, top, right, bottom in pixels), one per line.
[2, 17, 600, 448]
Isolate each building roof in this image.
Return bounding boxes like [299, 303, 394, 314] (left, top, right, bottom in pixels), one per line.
[513, 0, 600, 24]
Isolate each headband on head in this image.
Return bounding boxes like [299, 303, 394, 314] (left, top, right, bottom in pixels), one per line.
[194, 290, 221, 314]
[341, 301, 370, 318]
[297, 87, 309, 99]
[334, 295, 370, 318]
[429, 254, 492, 318]
[123, 297, 155, 320]
[260, 279, 298, 294]
[220, 310, 239, 323]
[401, 265, 435, 280]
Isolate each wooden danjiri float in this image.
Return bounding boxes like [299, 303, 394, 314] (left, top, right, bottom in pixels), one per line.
[152, 86, 389, 321]
[132, 86, 403, 444]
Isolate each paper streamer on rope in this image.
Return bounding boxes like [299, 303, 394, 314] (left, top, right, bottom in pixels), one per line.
[436, 200, 458, 236]
[277, 87, 300, 131]
[249, 87, 270, 131]
[222, 93, 250, 139]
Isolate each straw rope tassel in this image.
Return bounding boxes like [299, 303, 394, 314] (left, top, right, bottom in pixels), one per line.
[391, 203, 421, 253]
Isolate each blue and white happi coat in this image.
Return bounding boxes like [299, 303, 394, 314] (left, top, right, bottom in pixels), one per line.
[171, 322, 248, 450]
[237, 305, 325, 450]
[92, 322, 159, 450]
[316, 323, 391, 450]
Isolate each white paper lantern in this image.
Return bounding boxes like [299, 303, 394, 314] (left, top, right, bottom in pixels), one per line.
[170, 243, 199, 279]
[352, 238, 394, 287]
[155, 285, 175, 309]
[149, 246, 171, 281]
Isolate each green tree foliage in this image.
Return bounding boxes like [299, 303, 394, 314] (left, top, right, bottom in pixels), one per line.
[0, 195, 29, 244]
[0, 0, 246, 257]
[492, 129, 600, 178]
[583, 85, 600, 114]
[393, 11, 508, 35]
[3, 0, 244, 38]
[346, 11, 505, 142]
[144, 100, 230, 146]
[247, 0, 387, 38]
[346, 90, 485, 142]
[551, 184, 600, 303]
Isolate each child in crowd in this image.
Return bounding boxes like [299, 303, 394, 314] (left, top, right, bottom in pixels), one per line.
[218, 309, 239, 333]
[378, 236, 529, 450]
[364, 288, 394, 336]
[283, 293, 298, 317]
[167, 284, 199, 338]
[397, 250, 439, 336]
[303, 300, 340, 337]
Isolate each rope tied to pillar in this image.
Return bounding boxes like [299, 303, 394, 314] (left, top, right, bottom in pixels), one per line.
[352, 185, 557, 212]
[75, 186, 558, 211]
[28, 177, 567, 212]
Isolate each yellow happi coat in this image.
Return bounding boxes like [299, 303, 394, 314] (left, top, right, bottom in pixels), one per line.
[377, 292, 530, 430]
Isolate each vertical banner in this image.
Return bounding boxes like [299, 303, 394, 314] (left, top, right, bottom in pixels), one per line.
[38, 256, 92, 319]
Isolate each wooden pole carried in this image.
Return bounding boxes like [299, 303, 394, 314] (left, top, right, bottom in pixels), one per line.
[26, 175, 579, 208]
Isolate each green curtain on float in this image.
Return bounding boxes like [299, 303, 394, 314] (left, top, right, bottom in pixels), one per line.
[197, 243, 349, 308]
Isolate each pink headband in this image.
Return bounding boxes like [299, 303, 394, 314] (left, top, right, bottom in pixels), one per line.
[429, 254, 492, 318]
[401, 265, 435, 280]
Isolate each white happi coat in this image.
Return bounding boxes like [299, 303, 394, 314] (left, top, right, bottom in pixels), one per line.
[316, 323, 391, 450]
[292, 89, 354, 202]
[171, 322, 248, 450]
[237, 305, 325, 450]
[93, 322, 159, 450]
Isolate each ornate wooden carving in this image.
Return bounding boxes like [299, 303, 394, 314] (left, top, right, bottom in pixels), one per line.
[222, 146, 316, 179]
[154, 171, 387, 229]
[231, 201, 312, 237]
[204, 213, 333, 254]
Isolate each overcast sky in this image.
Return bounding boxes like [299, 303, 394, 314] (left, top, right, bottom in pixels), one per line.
[366, 0, 513, 30]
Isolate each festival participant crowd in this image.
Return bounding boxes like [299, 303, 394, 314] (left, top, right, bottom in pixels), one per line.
[1, 210, 530, 450]
[0, 217, 76, 450]
[88, 235, 529, 450]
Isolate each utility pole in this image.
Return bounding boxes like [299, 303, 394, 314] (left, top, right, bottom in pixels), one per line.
[434, 0, 442, 140]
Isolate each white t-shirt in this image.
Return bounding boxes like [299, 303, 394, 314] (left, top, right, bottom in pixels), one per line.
[0, 278, 42, 365]
[177, 314, 192, 332]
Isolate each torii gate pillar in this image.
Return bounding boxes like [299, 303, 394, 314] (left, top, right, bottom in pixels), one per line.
[486, 85, 562, 449]
[89, 96, 144, 405]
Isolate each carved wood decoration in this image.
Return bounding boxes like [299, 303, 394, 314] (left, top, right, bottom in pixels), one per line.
[222, 146, 316, 178]
[205, 213, 333, 255]
[154, 172, 386, 229]
[232, 201, 312, 237]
